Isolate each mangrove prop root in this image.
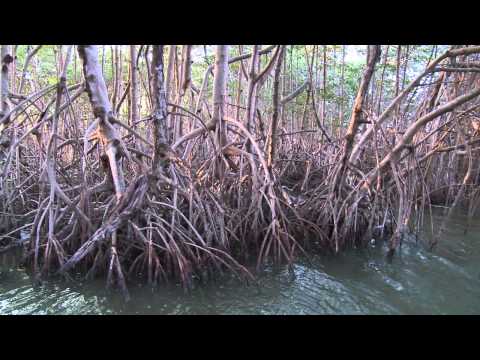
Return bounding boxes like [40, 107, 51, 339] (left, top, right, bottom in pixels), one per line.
[2, 45, 480, 300]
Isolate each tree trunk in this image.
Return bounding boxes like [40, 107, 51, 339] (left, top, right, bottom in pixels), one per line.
[266, 45, 285, 170]
[332, 45, 381, 194]
[339, 45, 345, 135]
[78, 45, 126, 200]
[376, 45, 389, 116]
[165, 45, 176, 103]
[129, 45, 139, 128]
[150, 45, 170, 175]
[322, 45, 327, 127]
[0, 45, 13, 145]
[394, 45, 402, 129]
[246, 45, 259, 135]
[180, 45, 192, 96]
[212, 45, 229, 131]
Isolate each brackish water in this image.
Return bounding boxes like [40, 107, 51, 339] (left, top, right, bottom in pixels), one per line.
[1, 210, 479, 315]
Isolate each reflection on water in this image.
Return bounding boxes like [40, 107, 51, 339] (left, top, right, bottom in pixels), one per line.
[1, 210, 480, 315]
